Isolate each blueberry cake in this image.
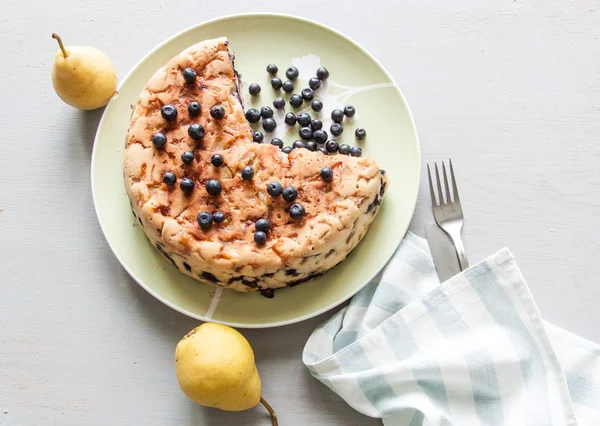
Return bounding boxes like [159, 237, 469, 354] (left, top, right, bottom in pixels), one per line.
[123, 37, 389, 295]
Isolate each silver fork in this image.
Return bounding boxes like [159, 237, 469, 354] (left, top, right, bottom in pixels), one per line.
[427, 160, 469, 270]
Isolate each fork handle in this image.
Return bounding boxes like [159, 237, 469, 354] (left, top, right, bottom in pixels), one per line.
[451, 234, 470, 271]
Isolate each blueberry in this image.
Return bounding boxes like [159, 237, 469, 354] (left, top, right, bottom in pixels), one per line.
[256, 218, 271, 232]
[271, 77, 283, 90]
[318, 146, 329, 155]
[262, 118, 277, 133]
[306, 141, 317, 151]
[320, 166, 333, 182]
[286, 66, 299, 80]
[267, 181, 283, 197]
[161, 104, 178, 121]
[290, 94, 303, 108]
[282, 186, 298, 202]
[267, 64, 278, 75]
[273, 97, 286, 109]
[197, 212, 213, 229]
[245, 108, 261, 123]
[311, 119, 323, 130]
[325, 139, 339, 153]
[181, 151, 195, 164]
[253, 131, 264, 143]
[260, 106, 273, 118]
[289, 203, 306, 220]
[344, 105, 356, 117]
[350, 146, 363, 157]
[299, 127, 313, 140]
[330, 123, 343, 136]
[254, 231, 267, 245]
[292, 140, 306, 150]
[260, 288, 275, 298]
[249, 83, 261, 96]
[188, 102, 201, 116]
[213, 211, 225, 223]
[180, 177, 195, 193]
[210, 105, 225, 120]
[338, 144, 351, 155]
[313, 130, 328, 144]
[282, 80, 294, 93]
[331, 109, 344, 123]
[355, 128, 367, 140]
[211, 154, 224, 167]
[301, 88, 314, 101]
[183, 67, 197, 84]
[163, 172, 176, 186]
[241, 166, 254, 180]
[311, 100, 323, 112]
[309, 77, 321, 90]
[152, 132, 167, 149]
[284, 112, 297, 125]
[206, 179, 222, 196]
[297, 113, 311, 127]
[282, 146, 293, 154]
[316, 67, 329, 81]
[270, 138, 283, 148]
[188, 123, 205, 140]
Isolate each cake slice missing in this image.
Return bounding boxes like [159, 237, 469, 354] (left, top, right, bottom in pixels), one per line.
[123, 37, 389, 296]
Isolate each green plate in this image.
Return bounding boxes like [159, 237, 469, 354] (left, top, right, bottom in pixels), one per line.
[92, 13, 420, 328]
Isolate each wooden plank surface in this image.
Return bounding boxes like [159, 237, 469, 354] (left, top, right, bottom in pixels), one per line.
[1, 0, 599, 424]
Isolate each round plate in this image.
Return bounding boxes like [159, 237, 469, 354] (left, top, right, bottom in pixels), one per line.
[92, 13, 420, 328]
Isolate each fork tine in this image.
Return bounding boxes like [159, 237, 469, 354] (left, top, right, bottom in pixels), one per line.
[449, 159, 460, 202]
[442, 161, 451, 203]
[434, 163, 444, 204]
[426, 164, 438, 206]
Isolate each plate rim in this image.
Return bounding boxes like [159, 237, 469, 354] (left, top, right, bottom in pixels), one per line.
[91, 12, 421, 328]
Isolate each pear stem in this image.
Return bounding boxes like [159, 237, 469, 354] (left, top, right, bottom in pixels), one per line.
[260, 397, 278, 426]
[52, 33, 69, 58]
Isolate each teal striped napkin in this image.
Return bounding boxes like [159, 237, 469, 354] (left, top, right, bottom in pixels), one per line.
[303, 233, 600, 425]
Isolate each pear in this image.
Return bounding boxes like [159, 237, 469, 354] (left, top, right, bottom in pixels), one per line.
[175, 323, 277, 425]
[51, 33, 117, 110]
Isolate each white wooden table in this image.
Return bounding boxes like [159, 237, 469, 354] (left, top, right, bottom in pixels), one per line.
[2, 1, 599, 424]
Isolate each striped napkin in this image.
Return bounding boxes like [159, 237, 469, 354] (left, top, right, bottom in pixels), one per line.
[303, 233, 600, 425]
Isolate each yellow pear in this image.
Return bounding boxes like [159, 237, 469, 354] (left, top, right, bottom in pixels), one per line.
[175, 323, 277, 425]
[51, 33, 117, 110]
